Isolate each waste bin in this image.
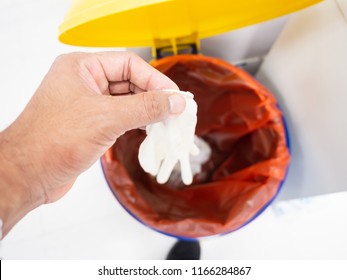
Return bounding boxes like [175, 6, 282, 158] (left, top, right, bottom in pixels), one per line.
[59, 0, 320, 238]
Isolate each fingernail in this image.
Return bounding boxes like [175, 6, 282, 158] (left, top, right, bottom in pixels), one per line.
[169, 94, 186, 114]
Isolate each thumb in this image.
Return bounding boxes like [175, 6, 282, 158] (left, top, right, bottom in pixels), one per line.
[109, 90, 186, 134]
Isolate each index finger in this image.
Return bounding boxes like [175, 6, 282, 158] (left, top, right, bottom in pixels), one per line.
[95, 51, 179, 91]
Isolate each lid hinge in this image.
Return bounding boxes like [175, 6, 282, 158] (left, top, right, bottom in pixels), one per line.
[152, 32, 200, 59]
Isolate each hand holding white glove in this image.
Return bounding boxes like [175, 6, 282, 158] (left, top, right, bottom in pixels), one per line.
[138, 90, 199, 185]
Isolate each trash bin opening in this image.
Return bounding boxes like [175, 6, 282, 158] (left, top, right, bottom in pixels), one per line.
[101, 54, 290, 238]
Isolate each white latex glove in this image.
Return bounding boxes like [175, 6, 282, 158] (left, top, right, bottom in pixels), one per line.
[138, 90, 199, 185]
[168, 135, 212, 187]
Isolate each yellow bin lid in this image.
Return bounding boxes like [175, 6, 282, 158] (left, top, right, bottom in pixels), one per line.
[59, 0, 321, 48]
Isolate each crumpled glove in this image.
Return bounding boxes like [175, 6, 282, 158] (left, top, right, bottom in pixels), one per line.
[138, 90, 199, 185]
[168, 135, 212, 187]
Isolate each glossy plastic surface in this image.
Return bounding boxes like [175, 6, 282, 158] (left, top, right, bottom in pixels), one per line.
[59, 0, 321, 47]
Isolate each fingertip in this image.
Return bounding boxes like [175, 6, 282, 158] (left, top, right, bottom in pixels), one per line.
[169, 94, 186, 114]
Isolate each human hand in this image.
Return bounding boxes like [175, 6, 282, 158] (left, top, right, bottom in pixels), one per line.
[0, 51, 185, 237]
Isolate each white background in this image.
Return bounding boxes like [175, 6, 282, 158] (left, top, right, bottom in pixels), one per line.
[0, 0, 347, 259]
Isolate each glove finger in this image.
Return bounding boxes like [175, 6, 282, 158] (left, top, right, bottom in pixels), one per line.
[180, 154, 193, 185]
[156, 156, 178, 184]
[138, 137, 159, 176]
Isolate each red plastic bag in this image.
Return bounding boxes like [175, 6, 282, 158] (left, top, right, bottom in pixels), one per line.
[101, 55, 290, 238]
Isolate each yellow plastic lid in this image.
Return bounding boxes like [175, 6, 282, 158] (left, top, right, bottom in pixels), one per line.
[59, 0, 321, 48]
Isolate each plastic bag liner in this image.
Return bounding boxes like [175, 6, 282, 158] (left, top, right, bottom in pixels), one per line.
[101, 54, 290, 239]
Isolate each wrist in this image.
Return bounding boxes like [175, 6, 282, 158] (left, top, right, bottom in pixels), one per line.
[0, 128, 43, 238]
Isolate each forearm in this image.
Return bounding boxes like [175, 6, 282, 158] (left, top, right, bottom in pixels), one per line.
[0, 128, 42, 238]
[0, 175, 32, 239]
